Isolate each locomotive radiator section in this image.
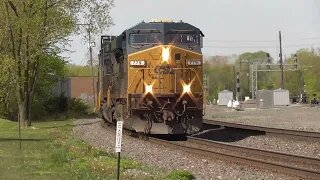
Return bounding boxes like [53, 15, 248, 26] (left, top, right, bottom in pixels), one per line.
[127, 45, 204, 134]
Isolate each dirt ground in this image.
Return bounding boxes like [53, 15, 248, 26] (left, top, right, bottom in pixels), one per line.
[204, 104, 320, 132]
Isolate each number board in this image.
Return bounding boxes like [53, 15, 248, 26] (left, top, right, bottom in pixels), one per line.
[130, 60, 146, 67]
[187, 59, 202, 66]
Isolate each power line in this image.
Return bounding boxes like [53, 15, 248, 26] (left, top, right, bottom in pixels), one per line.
[299, 37, 320, 40]
[203, 45, 278, 49]
[203, 43, 320, 49]
[206, 39, 277, 43]
[205, 36, 320, 43]
[283, 43, 320, 47]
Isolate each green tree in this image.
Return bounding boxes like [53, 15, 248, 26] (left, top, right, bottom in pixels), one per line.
[236, 51, 271, 99]
[287, 49, 320, 100]
[64, 64, 98, 76]
[204, 61, 235, 101]
[35, 54, 67, 99]
[0, 0, 113, 127]
[0, 55, 17, 119]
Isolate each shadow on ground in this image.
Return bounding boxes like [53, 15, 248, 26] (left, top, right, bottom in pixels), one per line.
[148, 124, 265, 142]
[192, 124, 265, 142]
[0, 138, 47, 142]
[150, 134, 188, 141]
[40, 119, 101, 129]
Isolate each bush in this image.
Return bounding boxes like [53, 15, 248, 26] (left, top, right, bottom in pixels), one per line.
[31, 96, 89, 120]
[68, 98, 88, 112]
[42, 95, 68, 113]
[65, 98, 90, 119]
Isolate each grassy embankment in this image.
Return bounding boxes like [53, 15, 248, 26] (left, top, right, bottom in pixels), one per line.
[0, 119, 194, 180]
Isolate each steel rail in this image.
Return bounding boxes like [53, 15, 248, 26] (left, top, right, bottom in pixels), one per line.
[203, 119, 320, 141]
[149, 137, 320, 179]
[188, 136, 320, 170]
[99, 120, 320, 178]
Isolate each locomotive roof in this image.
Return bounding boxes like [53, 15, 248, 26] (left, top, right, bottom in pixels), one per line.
[103, 21, 204, 53]
[126, 21, 204, 36]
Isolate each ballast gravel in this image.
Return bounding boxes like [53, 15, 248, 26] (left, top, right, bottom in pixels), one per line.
[204, 105, 320, 132]
[230, 135, 320, 159]
[193, 128, 320, 159]
[73, 119, 296, 180]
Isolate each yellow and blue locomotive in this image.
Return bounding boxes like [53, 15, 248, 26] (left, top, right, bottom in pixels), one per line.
[98, 20, 205, 134]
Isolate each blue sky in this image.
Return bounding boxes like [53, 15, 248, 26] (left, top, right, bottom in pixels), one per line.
[64, 0, 320, 65]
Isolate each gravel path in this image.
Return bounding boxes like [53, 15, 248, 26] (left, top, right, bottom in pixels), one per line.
[204, 105, 320, 132]
[73, 119, 297, 180]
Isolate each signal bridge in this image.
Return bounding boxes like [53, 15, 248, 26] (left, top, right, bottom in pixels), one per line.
[250, 63, 299, 99]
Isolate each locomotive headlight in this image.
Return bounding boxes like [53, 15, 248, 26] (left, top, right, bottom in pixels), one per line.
[145, 84, 153, 94]
[162, 47, 170, 63]
[183, 84, 191, 94]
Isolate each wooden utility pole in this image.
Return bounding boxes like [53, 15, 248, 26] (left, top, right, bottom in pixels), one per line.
[78, 23, 96, 109]
[88, 27, 96, 109]
[279, 31, 284, 89]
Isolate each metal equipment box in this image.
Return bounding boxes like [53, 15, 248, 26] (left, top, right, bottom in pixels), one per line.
[257, 90, 274, 108]
[218, 90, 233, 106]
[256, 89, 290, 108]
[273, 89, 290, 106]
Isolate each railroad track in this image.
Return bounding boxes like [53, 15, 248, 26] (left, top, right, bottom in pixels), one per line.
[149, 136, 320, 179]
[203, 119, 320, 141]
[99, 119, 320, 178]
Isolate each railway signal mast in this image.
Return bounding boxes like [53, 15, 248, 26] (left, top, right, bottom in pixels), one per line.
[236, 72, 240, 101]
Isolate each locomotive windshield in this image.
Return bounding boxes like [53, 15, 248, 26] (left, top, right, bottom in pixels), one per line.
[168, 34, 199, 45]
[167, 32, 200, 46]
[129, 33, 162, 45]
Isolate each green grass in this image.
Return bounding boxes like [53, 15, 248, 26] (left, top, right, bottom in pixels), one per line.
[0, 119, 74, 179]
[165, 170, 195, 180]
[1, 118, 192, 180]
